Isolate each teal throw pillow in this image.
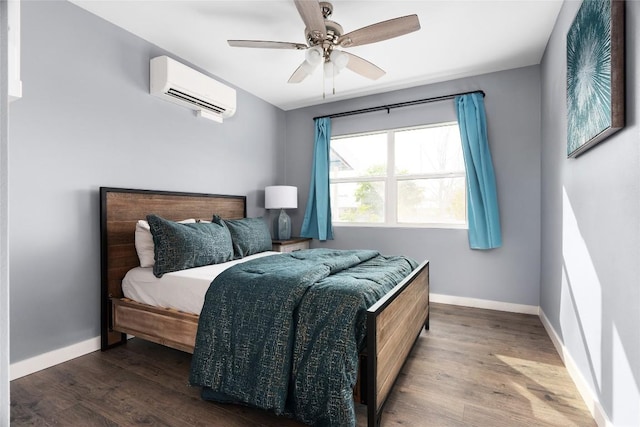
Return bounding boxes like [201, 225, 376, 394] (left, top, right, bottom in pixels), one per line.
[213, 216, 272, 259]
[147, 214, 234, 277]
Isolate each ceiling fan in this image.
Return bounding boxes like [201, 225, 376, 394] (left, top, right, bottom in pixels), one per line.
[227, 1, 421, 85]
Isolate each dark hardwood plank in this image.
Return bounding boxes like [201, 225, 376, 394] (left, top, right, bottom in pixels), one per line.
[11, 303, 596, 426]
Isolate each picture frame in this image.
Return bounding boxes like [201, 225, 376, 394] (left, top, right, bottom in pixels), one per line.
[566, 0, 625, 158]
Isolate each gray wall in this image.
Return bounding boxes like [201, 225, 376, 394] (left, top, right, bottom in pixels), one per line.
[284, 65, 542, 306]
[8, 1, 285, 363]
[540, 1, 640, 426]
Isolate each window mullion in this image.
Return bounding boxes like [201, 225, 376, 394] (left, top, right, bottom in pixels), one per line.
[396, 171, 466, 180]
[387, 130, 397, 225]
[330, 176, 386, 184]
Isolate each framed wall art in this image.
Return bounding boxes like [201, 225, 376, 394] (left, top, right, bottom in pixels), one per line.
[566, 0, 625, 158]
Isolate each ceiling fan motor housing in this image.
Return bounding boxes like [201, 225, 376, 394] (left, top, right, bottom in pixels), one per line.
[306, 21, 342, 45]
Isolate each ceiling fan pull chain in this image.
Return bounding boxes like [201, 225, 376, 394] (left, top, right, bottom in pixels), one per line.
[332, 72, 336, 95]
[322, 79, 326, 100]
[322, 62, 326, 99]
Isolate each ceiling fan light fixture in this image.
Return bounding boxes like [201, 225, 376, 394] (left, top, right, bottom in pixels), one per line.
[301, 60, 318, 75]
[305, 46, 324, 66]
[330, 50, 349, 70]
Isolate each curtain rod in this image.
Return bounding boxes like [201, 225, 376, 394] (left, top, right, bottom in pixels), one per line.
[313, 90, 485, 120]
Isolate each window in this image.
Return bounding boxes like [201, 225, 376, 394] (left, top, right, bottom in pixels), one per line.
[329, 122, 466, 228]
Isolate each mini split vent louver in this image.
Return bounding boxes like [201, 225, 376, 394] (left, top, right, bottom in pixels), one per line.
[150, 56, 236, 123]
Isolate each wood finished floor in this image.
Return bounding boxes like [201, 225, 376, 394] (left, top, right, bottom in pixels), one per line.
[10, 303, 596, 426]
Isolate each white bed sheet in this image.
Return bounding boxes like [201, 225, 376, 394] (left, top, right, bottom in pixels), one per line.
[122, 251, 278, 315]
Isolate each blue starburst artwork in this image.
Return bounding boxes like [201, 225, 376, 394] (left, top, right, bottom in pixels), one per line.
[566, 0, 624, 158]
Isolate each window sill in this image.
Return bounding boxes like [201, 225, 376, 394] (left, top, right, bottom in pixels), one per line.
[332, 222, 468, 230]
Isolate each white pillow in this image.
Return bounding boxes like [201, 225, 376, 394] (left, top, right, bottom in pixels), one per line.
[135, 218, 196, 267]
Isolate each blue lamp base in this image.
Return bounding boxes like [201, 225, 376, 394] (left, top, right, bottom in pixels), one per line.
[274, 208, 291, 240]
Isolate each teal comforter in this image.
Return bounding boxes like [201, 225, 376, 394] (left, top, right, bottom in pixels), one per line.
[189, 248, 417, 426]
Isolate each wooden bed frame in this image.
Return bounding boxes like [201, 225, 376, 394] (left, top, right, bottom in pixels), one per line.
[100, 187, 429, 427]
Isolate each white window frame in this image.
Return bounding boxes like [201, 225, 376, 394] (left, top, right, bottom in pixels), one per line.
[330, 122, 468, 229]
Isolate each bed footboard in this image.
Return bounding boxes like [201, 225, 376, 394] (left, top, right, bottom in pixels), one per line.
[366, 260, 429, 427]
[111, 298, 198, 353]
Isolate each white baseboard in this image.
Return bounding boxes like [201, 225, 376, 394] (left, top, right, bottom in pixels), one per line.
[539, 310, 612, 427]
[10, 336, 101, 381]
[430, 293, 540, 315]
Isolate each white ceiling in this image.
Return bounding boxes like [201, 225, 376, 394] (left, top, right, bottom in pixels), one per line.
[70, 0, 563, 111]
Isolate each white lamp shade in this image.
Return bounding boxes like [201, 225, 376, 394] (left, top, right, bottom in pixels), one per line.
[265, 186, 298, 209]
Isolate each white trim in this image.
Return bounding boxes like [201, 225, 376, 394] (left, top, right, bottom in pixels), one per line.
[430, 293, 540, 315]
[10, 336, 101, 381]
[332, 222, 467, 229]
[539, 309, 612, 427]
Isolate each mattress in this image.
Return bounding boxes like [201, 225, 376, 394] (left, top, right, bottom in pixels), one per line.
[122, 251, 278, 315]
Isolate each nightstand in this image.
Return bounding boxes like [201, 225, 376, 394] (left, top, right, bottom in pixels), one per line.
[272, 237, 311, 253]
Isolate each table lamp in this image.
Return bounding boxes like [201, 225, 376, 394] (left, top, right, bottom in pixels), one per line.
[265, 185, 297, 240]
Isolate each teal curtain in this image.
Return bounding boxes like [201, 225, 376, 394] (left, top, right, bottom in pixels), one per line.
[300, 118, 334, 240]
[456, 93, 502, 249]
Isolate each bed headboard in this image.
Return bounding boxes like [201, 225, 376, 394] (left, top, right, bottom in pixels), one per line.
[100, 187, 246, 349]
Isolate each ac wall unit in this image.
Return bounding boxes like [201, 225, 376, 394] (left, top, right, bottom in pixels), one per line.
[150, 56, 236, 123]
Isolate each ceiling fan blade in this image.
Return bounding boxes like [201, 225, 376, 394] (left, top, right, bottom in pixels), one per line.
[294, 0, 326, 41]
[288, 62, 311, 83]
[338, 15, 420, 48]
[228, 40, 307, 50]
[343, 52, 386, 80]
